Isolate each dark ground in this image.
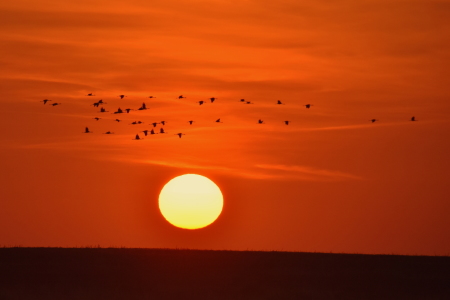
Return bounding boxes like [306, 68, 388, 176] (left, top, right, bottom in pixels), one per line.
[0, 248, 449, 299]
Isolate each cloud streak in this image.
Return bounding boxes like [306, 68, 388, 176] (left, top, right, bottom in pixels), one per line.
[255, 164, 361, 181]
[114, 156, 361, 181]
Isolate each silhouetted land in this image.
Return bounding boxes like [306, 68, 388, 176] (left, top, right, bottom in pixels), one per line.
[1, 248, 449, 299]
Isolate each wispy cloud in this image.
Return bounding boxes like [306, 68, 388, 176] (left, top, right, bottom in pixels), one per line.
[291, 123, 390, 132]
[115, 155, 361, 181]
[255, 164, 361, 181]
[137, 159, 278, 180]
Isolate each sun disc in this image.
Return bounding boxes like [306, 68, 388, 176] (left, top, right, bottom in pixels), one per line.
[158, 174, 223, 229]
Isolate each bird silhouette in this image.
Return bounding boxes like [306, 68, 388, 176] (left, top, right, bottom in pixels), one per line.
[284, 121, 290, 125]
[411, 116, 417, 121]
[148, 96, 156, 99]
[188, 120, 195, 125]
[370, 119, 378, 123]
[198, 101, 204, 105]
[114, 119, 121, 122]
[150, 129, 156, 135]
[133, 134, 142, 140]
[160, 128, 166, 134]
[150, 122, 159, 127]
[114, 108, 123, 114]
[138, 103, 147, 110]
[210, 97, 216, 103]
[216, 118, 223, 123]
[276, 100, 284, 105]
[245, 101, 253, 104]
[100, 107, 108, 113]
[125, 108, 133, 113]
[119, 95, 126, 99]
[239, 99, 245, 102]
[130, 121, 143, 125]
[94, 100, 106, 106]
[104, 131, 114, 134]
[41, 99, 51, 104]
[51, 103, 61, 106]
[258, 119, 264, 124]
[93, 117, 101, 121]
[87, 93, 95, 96]
[142, 130, 149, 136]
[175, 133, 185, 138]
[304, 104, 312, 109]
[160, 121, 166, 126]
[84, 127, 92, 133]
[177, 95, 186, 99]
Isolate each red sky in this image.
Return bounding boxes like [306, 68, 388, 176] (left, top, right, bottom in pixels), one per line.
[1, 0, 449, 255]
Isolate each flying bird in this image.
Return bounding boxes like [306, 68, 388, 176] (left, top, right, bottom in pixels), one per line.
[276, 100, 284, 105]
[239, 99, 245, 102]
[245, 101, 253, 104]
[93, 117, 101, 121]
[114, 108, 123, 114]
[150, 122, 159, 127]
[177, 95, 186, 99]
[86, 93, 95, 96]
[119, 95, 126, 99]
[142, 130, 149, 136]
[150, 129, 156, 135]
[41, 99, 51, 104]
[188, 120, 195, 125]
[138, 103, 147, 110]
[133, 134, 142, 140]
[258, 119, 264, 124]
[198, 101, 204, 105]
[84, 127, 92, 133]
[93, 100, 106, 106]
[411, 116, 417, 121]
[216, 118, 223, 123]
[104, 131, 114, 134]
[175, 133, 185, 138]
[51, 103, 61, 106]
[114, 119, 121, 122]
[304, 104, 313, 109]
[160, 128, 166, 134]
[370, 119, 378, 123]
[210, 97, 216, 103]
[284, 121, 290, 125]
[160, 121, 166, 126]
[100, 107, 108, 113]
[148, 96, 156, 99]
[125, 108, 133, 113]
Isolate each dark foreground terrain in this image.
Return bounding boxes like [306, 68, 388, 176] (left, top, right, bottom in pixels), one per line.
[1, 248, 449, 299]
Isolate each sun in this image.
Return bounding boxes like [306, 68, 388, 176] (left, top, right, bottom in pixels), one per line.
[158, 174, 224, 229]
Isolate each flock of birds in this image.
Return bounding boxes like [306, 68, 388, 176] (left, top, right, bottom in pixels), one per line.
[40, 94, 418, 140]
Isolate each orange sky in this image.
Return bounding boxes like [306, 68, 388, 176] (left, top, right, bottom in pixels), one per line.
[1, 0, 449, 255]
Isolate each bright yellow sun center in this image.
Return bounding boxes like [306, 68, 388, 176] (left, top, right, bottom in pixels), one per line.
[158, 174, 223, 229]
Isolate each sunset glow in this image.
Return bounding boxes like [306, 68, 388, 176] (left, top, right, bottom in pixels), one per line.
[1, 0, 449, 256]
